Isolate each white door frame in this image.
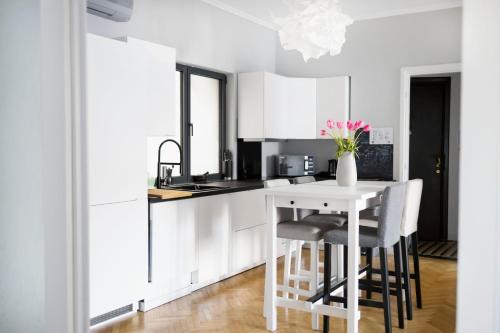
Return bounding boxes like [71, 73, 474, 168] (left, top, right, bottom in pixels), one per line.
[399, 63, 462, 181]
[52, 1, 89, 332]
[68, 1, 90, 332]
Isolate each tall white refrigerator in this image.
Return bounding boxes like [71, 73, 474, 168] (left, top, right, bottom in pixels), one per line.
[87, 33, 148, 325]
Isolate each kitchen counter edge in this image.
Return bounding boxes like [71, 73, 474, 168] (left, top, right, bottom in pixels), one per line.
[148, 179, 265, 203]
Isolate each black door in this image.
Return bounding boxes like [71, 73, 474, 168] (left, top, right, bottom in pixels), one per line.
[409, 77, 450, 241]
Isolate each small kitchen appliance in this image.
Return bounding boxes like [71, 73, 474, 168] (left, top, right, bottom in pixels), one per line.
[328, 159, 338, 177]
[275, 155, 315, 177]
[223, 149, 233, 180]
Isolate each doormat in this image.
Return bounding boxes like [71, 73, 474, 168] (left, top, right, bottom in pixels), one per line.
[414, 240, 458, 260]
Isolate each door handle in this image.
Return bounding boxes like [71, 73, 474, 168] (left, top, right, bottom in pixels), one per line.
[435, 156, 442, 174]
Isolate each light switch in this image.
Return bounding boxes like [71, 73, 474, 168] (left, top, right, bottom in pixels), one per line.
[369, 128, 393, 144]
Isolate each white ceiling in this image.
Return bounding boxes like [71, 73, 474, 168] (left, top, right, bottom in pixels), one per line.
[200, 0, 462, 30]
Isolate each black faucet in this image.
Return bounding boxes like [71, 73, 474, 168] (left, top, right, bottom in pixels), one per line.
[156, 139, 182, 188]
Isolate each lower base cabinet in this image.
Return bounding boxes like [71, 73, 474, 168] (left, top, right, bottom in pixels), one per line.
[142, 189, 284, 311]
[195, 195, 230, 289]
[141, 199, 197, 311]
[89, 199, 148, 322]
[231, 224, 266, 274]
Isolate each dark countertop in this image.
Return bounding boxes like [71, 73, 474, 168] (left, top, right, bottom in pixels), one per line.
[148, 179, 265, 203]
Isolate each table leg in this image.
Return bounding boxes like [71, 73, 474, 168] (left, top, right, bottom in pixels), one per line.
[266, 195, 277, 331]
[347, 200, 360, 333]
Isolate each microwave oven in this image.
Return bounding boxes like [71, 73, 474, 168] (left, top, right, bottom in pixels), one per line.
[275, 155, 315, 176]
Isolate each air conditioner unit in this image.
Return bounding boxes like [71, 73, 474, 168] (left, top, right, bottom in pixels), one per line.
[87, 0, 133, 22]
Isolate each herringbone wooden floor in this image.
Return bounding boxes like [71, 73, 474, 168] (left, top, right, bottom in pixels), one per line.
[93, 252, 456, 333]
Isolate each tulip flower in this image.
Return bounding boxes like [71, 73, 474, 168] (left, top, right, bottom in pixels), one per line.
[347, 120, 354, 131]
[354, 120, 364, 130]
[320, 120, 371, 159]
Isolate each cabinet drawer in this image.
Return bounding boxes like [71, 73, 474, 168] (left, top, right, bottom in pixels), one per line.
[274, 196, 347, 212]
[229, 190, 266, 231]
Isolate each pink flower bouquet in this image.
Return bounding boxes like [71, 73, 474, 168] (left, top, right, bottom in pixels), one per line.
[320, 120, 371, 158]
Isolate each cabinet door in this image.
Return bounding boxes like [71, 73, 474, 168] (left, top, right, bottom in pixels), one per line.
[232, 225, 266, 273]
[316, 76, 350, 139]
[148, 200, 196, 298]
[288, 78, 317, 139]
[238, 72, 265, 139]
[128, 38, 176, 137]
[87, 34, 147, 205]
[264, 73, 289, 139]
[228, 189, 266, 231]
[89, 200, 148, 318]
[197, 195, 230, 286]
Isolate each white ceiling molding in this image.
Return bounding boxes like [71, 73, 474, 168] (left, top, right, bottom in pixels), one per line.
[200, 0, 462, 31]
[199, 0, 279, 30]
[352, 1, 462, 21]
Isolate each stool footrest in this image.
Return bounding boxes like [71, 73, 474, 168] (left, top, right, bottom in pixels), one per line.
[307, 265, 370, 303]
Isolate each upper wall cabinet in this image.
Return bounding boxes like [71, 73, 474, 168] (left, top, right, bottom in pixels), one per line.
[87, 33, 148, 205]
[238, 72, 349, 140]
[316, 76, 350, 139]
[238, 72, 285, 139]
[288, 78, 317, 139]
[128, 37, 176, 137]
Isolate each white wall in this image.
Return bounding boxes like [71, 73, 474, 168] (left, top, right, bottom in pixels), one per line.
[86, 0, 277, 180]
[275, 8, 462, 179]
[457, 0, 500, 331]
[0, 2, 45, 332]
[0, 1, 76, 332]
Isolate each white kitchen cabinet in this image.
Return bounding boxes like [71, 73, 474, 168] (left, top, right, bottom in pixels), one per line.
[238, 72, 288, 139]
[89, 199, 148, 319]
[263, 73, 289, 139]
[288, 78, 317, 139]
[228, 189, 266, 231]
[316, 76, 350, 138]
[128, 37, 177, 137]
[228, 189, 286, 275]
[196, 194, 230, 288]
[87, 33, 147, 205]
[238, 72, 347, 140]
[141, 199, 197, 311]
[140, 189, 289, 311]
[231, 225, 266, 273]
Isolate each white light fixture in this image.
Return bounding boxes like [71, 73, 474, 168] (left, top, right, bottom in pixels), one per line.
[274, 0, 353, 62]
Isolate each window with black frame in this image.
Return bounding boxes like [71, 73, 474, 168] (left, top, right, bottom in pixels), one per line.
[173, 64, 227, 182]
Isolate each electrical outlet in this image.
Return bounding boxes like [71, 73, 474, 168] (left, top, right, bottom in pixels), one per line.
[369, 127, 393, 144]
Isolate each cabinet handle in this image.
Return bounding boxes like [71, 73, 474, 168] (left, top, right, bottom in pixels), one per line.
[324, 203, 328, 207]
[290, 200, 295, 205]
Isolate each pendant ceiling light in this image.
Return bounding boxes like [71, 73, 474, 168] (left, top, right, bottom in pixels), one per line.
[274, 0, 353, 62]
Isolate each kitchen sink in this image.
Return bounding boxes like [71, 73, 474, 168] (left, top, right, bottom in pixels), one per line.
[166, 184, 228, 192]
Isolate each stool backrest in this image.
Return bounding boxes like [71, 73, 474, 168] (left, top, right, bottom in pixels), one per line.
[264, 179, 291, 188]
[264, 179, 294, 222]
[401, 179, 423, 237]
[377, 183, 407, 248]
[293, 176, 316, 184]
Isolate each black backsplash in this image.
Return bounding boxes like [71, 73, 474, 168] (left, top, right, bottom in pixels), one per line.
[355, 132, 393, 180]
[237, 140, 262, 180]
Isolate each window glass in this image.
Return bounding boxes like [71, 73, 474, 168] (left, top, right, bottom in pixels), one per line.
[189, 74, 220, 175]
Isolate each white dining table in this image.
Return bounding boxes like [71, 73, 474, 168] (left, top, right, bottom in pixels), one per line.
[263, 180, 394, 333]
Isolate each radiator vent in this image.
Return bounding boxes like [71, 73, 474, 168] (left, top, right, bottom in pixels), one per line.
[90, 303, 133, 326]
